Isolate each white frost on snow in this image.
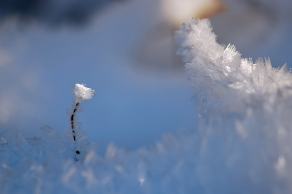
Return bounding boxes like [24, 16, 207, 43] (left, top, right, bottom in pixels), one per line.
[1, 19, 292, 193]
[177, 19, 292, 98]
[177, 19, 292, 193]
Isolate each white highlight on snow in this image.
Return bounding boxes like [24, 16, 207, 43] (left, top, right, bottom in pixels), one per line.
[74, 84, 95, 102]
[275, 156, 286, 177]
[138, 175, 145, 186]
[62, 166, 77, 184]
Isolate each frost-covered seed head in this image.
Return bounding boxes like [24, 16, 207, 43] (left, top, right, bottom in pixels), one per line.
[74, 84, 95, 102]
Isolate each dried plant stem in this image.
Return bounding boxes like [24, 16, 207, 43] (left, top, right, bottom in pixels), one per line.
[70, 102, 81, 158]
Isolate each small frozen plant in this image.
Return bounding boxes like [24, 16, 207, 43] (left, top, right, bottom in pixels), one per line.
[74, 83, 95, 102]
[70, 83, 95, 160]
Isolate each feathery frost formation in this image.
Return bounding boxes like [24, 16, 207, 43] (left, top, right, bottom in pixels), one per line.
[177, 19, 292, 99]
[177, 19, 292, 194]
[74, 84, 95, 102]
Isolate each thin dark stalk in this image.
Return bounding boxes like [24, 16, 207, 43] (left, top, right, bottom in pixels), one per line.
[70, 102, 81, 158]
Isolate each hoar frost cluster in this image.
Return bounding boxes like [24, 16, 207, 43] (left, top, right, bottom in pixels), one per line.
[74, 84, 95, 102]
[176, 19, 292, 194]
[1, 19, 292, 194]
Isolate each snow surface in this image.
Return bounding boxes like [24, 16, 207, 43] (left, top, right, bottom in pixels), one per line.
[1, 19, 292, 194]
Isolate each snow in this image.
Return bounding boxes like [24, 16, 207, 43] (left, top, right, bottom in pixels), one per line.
[176, 19, 292, 193]
[0, 126, 201, 194]
[1, 18, 292, 193]
[1, 0, 292, 193]
[177, 19, 292, 98]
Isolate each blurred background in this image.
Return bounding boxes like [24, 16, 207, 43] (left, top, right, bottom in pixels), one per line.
[0, 0, 291, 152]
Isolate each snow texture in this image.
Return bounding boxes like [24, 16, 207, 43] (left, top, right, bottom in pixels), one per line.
[176, 19, 292, 194]
[1, 19, 292, 194]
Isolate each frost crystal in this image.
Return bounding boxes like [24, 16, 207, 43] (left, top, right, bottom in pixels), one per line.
[74, 84, 95, 102]
[176, 19, 292, 193]
[176, 19, 292, 99]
